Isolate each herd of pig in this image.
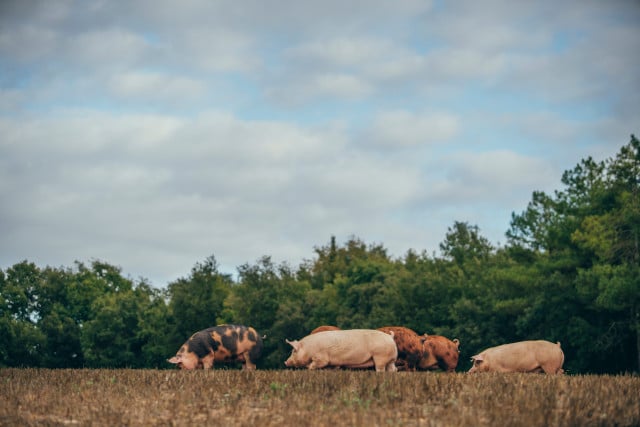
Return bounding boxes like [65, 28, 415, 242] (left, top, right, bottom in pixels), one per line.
[167, 324, 565, 374]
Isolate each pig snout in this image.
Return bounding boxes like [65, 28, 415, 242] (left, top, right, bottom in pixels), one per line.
[284, 353, 295, 367]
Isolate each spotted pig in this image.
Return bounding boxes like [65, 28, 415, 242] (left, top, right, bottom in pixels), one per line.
[167, 324, 263, 370]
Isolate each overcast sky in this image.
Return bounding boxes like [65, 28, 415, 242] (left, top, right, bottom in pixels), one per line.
[1, 0, 638, 286]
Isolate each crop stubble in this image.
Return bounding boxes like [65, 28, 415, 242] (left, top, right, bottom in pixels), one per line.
[1, 368, 638, 426]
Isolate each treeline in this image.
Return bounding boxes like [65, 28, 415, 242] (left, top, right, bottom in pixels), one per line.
[1, 136, 638, 373]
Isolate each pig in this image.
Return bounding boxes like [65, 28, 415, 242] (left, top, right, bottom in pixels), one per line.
[418, 335, 460, 372]
[310, 325, 341, 334]
[167, 324, 263, 370]
[376, 326, 425, 371]
[468, 340, 564, 374]
[285, 329, 398, 372]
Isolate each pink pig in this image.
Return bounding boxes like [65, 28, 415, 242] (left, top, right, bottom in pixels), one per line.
[469, 340, 564, 374]
[285, 329, 398, 372]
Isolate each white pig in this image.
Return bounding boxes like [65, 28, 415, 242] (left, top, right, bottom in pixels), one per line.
[468, 340, 564, 374]
[284, 329, 398, 372]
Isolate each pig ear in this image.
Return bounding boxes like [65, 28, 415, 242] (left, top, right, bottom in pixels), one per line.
[167, 356, 181, 364]
[285, 339, 300, 350]
[471, 355, 483, 365]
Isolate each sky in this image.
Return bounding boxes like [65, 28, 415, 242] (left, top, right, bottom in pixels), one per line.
[1, 0, 638, 287]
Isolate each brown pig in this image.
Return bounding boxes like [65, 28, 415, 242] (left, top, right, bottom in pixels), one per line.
[468, 340, 564, 374]
[377, 326, 425, 371]
[310, 325, 341, 334]
[167, 324, 263, 370]
[285, 329, 398, 372]
[418, 335, 460, 372]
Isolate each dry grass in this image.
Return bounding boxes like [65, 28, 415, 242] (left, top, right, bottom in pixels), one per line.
[1, 369, 638, 426]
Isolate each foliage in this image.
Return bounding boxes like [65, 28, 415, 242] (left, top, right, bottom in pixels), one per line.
[166, 255, 232, 350]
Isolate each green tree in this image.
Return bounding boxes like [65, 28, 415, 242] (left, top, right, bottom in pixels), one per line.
[508, 135, 640, 373]
[167, 255, 233, 346]
[76, 261, 169, 368]
[0, 261, 45, 366]
[222, 256, 290, 368]
[38, 302, 83, 368]
[136, 283, 172, 368]
[1, 261, 41, 321]
[571, 136, 640, 371]
[440, 221, 494, 267]
[433, 222, 512, 363]
[81, 290, 141, 367]
[37, 266, 84, 367]
[313, 237, 395, 328]
[269, 264, 313, 368]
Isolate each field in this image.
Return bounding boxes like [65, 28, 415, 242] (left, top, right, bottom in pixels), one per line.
[1, 369, 639, 426]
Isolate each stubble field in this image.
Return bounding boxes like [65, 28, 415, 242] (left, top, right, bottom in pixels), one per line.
[1, 368, 638, 426]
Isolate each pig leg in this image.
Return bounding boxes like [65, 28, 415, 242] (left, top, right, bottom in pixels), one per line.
[201, 353, 215, 369]
[385, 360, 398, 372]
[539, 363, 562, 374]
[373, 357, 391, 372]
[242, 353, 257, 371]
[395, 360, 410, 371]
[308, 357, 330, 369]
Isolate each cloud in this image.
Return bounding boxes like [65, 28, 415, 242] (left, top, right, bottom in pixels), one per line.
[109, 71, 206, 102]
[285, 37, 396, 68]
[0, 89, 25, 112]
[424, 1, 554, 51]
[267, 37, 408, 105]
[424, 49, 509, 81]
[0, 109, 426, 281]
[422, 150, 557, 207]
[0, 23, 59, 62]
[0, 0, 638, 285]
[66, 28, 151, 69]
[170, 27, 260, 73]
[272, 37, 432, 103]
[269, 73, 373, 105]
[365, 110, 459, 147]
